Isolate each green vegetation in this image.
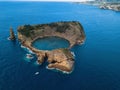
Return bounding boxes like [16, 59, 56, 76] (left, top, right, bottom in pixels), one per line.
[49, 22, 70, 33]
[18, 25, 34, 37]
[56, 24, 69, 33]
[18, 21, 80, 36]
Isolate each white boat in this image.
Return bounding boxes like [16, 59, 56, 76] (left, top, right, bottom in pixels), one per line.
[35, 72, 39, 75]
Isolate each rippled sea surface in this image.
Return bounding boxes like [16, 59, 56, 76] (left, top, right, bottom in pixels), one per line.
[0, 2, 120, 90]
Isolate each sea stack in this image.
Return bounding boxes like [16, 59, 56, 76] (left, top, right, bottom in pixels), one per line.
[9, 27, 15, 40]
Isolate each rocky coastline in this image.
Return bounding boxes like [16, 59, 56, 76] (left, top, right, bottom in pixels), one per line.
[99, 3, 120, 11]
[77, 1, 120, 11]
[18, 21, 85, 73]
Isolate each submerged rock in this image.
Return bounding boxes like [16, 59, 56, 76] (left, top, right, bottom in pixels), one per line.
[26, 54, 33, 59]
[9, 27, 16, 40]
[18, 21, 86, 73]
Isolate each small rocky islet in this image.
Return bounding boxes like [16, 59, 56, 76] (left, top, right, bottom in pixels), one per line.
[15, 21, 85, 73]
[9, 27, 16, 40]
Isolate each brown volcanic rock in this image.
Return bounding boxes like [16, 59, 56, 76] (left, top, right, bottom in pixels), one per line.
[9, 27, 16, 40]
[37, 54, 45, 64]
[17, 21, 85, 73]
[18, 21, 85, 47]
[47, 49, 74, 72]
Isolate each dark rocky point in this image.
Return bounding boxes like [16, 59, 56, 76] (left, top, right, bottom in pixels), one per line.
[9, 27, 16, 40]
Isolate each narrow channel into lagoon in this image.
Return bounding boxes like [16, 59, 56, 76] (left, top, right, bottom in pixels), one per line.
[32, 36, 70, 50]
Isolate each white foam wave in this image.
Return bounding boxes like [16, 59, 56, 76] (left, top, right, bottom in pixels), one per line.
[21, 45, 26, 48]
[7, 37, 10, 40]
[21, 45, 35, 54]
[26, 53, 34, 59]
[71, 52, 75, 57]
[34, 61, 41, 66]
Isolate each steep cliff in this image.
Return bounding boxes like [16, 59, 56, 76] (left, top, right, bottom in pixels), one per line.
[9, 27, 16, 40]
[47, 49, 74, 72]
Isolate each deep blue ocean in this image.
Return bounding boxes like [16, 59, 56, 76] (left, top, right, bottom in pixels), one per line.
[0, 2, 120, 90]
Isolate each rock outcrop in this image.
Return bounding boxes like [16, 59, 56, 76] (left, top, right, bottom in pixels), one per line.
[47, 49, 74, 72]
[9, 27, 16, 40]
[17, 21, 85, 73]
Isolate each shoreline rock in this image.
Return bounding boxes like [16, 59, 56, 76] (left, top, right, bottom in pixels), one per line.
[17, 21, 85, 73]
[9, 27, 16, 40]
[47, 48, 74, 72]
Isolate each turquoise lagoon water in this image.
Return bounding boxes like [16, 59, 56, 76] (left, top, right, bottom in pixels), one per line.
[32, 36, 70, 50]
[0, 2, 120, 90]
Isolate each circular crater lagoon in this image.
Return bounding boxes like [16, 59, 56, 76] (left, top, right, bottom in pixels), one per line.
[32, 36, 70, 50]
